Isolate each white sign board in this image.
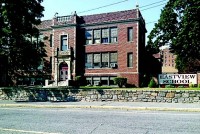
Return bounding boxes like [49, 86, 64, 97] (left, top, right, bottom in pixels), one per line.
[158, 74, 197, 84]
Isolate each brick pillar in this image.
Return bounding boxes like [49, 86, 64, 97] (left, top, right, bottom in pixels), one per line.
[197, 73, 200, 85]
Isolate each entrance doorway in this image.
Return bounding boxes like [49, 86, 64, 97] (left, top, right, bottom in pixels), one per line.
[59, 62, 68, 81]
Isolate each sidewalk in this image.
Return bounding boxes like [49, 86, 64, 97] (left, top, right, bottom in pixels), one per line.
[0, 100, 200, 112]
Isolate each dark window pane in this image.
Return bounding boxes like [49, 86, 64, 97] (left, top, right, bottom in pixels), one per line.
[61, 35, 68, 51]
[128, 27, 133, 42]
[127, 53, 133, 67]
[110, 27, 118, 43]
[85, 54, 93, 68]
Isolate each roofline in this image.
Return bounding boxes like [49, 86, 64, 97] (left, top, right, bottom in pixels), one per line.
[80, 9, 137, 18]
[39, 18, 140, 31]
[80, 18, 140, 27]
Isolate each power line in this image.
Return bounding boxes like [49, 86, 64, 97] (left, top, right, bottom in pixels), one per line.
[144, 2, 167, 25]
[76, 0, 167, 26]
[139, 0, 167, 8]
[77, 0, 129, 14]
[146, 21, 158, 24]
[77, 0, 167, 15]
[141, 3, 167, 11]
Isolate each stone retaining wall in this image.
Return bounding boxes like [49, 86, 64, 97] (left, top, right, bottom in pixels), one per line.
[0, 88, 200, 103]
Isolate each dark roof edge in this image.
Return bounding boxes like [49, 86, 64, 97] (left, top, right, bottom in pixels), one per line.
[80, 18, 140, 27]
[80, 9, 137, 18]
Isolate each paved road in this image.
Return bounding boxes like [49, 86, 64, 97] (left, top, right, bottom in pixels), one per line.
[0, 107, 200, 134]
[1, 100, 200, 112]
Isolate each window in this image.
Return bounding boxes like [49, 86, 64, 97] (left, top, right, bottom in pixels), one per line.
[85, 27, 118, 45]
[110, 52, 117, 64]
[85, 54, 92, 68]
[128, 27, 133, 42]
[93, 29, 101, 44]
[102, 53, 109, 68]
[93, 53, 101, 68]
[50, 57, 52, 69]
[101, 28, 109, 43]
[127, 53, 133, 67]
[109, 76, 116, 85]
[85, 76, 117, 86]
[85, 52, 117, 69]
[93, 77, 100, 85]
[61, 35, 68, 51]
[110, 27, 118, 43]
[39, 34, 44, 42]
[101, 77, 108, 85]
[86, 77, 92, 85]
[50, 34, 53, 47]
[32, 34, 43, 48]
[85, 30, 92, 45]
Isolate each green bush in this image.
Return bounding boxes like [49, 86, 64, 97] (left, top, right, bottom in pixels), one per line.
[189, 82, 195, 88]
[178, 85, 185, 88]
[113, 77, 127, 88]
[74, 76, 82, 87]
[165, 85, 175, 88]
[148, 78, 157, 88]
[75, 76, 81, 81]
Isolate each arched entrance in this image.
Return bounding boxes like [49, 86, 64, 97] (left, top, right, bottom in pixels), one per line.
[59, 62, 68, 81]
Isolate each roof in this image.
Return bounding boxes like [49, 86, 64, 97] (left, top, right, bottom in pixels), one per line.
[38, 9, 138, 30]
[82, 9, 137, 24]
[37, 20, 52, 29]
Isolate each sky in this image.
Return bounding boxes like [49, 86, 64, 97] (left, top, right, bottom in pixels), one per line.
[41, 0, 167, 43]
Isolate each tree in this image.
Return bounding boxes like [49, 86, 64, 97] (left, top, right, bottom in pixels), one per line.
[114, 77, 127, 88]
[147, 0, 200, 73]
[0, 0, 46, 85]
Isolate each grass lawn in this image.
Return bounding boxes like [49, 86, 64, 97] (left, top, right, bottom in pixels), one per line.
[79, 86, 200, 91]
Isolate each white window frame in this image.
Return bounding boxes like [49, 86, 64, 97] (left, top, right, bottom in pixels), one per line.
[60, 34, 69, 51]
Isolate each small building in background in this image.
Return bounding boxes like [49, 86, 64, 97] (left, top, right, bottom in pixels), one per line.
[160, 47, 178, 73]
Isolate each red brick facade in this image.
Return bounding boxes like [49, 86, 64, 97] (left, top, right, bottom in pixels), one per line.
[38, 9, 149, 87]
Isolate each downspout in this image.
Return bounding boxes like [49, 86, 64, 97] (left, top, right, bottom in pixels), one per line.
[73, 12, 77, 80]
[136, 6, 140, 86]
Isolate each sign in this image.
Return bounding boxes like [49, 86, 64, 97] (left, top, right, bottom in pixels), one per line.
[158, 74, 197, 84]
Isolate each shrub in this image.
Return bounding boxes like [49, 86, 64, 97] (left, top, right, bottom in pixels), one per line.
[75, 76, 81, 81]
[113, 77, 127, 88]
[165, 85, 175, 88]
[189, 82, 194, 88]
[178, 85, 185, 88]
[148, 78, 157, 88]
[74, 76, 82, 87]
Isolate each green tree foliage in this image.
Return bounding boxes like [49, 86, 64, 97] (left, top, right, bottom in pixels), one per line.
[147, 0, 200, 73]
[148, 78, 157, 88]
[0, 0, 46, 85]
[114, 77, 127, 88]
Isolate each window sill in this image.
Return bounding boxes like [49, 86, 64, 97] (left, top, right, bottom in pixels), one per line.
[127, 41, 134, 43]
[85, 43, 118, 46]
[86, 67, 113, 70]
